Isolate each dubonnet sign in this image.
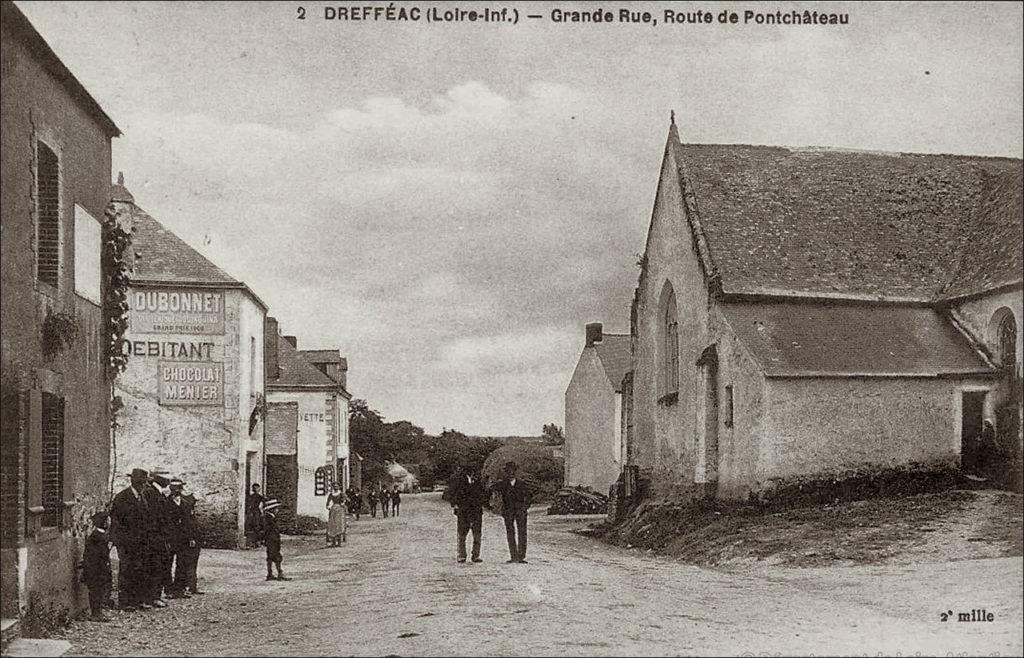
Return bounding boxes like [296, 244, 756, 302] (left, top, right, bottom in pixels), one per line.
[131, 289, 226, 335]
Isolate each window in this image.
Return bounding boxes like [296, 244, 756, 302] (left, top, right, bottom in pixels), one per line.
[36, 141, 61, 288]
[660, 283, 679, 399]
[74, 205, 102, 304]
[998, 313, 1017, 369]
[724, 385, 734, 428]
[40, 393, 65, 528]
[314, 466, 329, 496]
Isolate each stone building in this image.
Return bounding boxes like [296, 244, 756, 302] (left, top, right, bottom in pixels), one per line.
[265, 322, 350, 528]
[564, 322, 630, 495]
[624, 119, 1022, 504]
[0, 0, 120, 623]
[110, 182, 267, 547]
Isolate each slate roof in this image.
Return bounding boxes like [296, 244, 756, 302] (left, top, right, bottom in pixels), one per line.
[269, 335, 338, 389]
[672, 136, 1023, 301]
[299, 349, 343, 364]
[719, 301, 994, 377]
[593, 334, 632, 392]
[130, 208, 240, 286]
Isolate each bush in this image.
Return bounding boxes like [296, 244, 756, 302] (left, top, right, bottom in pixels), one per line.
[482, 443, 564, 506]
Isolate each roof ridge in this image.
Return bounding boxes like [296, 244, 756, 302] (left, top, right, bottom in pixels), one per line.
[679, 141, 1023, 162]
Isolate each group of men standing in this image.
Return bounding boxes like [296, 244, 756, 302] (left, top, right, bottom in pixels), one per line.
[449, 460, 531, 564]
[109, 468, 203, 610]
[348, 485, 402, 519]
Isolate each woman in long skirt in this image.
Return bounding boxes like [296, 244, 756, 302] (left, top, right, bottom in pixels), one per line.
[326, 483, 346, 547]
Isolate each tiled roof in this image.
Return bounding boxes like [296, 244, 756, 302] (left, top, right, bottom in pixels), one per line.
[720, 301, 993, 377]
[299, 349, 343, 364]
[129, 208, 240, 285]
[594, 334, 631, 392]
[673, 137, 1023, 300]
[270, 335, 338, 389]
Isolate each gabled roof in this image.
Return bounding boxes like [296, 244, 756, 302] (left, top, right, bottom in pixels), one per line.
[2, 1, 120, 137]
[269, 335, 339, 389]
[593, 334, 631, 392]
[720, 301, 994, 377]
[668, 130, 1023, 302]
[130, 208, 239, 286]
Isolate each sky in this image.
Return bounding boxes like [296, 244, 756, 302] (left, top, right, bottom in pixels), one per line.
[16, 1, 1023, 435]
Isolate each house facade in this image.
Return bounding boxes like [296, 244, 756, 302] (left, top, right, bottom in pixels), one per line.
[110, 183, 267, 547]
[265, 323, 350, 526]
[564, 323, 630, 495]
[625, 120, 1022, 504]
[0, 1, 120, 623]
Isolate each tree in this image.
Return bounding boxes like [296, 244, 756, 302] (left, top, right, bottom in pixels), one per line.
[542, 423, 564, 445]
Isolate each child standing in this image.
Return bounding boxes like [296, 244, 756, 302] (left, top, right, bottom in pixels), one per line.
[262, 499, 290, 581]
[82, 511, 112, 622]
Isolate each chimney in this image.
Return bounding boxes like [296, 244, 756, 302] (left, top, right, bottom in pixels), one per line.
[337, 357, 348, 391]
[284, 335, 297, 348]
[264, 317, 280, 380]
[585, 322, 603, 347]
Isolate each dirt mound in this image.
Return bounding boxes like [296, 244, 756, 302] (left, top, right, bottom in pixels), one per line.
[548, 486, 608, 515]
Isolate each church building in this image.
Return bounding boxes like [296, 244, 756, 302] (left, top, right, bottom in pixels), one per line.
[624, 118, 1022, 504]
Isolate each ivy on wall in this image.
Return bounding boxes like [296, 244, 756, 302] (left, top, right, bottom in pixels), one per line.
[102, 203, 132, 380]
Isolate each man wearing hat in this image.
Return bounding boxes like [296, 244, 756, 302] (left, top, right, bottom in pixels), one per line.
[166, 478, 199, 598]
[261, 498, 291, 581]
[81, 510, 112, 621]
[109, 468, 152, 610]
[492, 461, 532, 564]
[144, 470, 173, 607]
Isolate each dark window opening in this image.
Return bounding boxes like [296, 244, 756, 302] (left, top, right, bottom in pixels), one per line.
[36, 141, 60, 288]
[662, 287, 679, 397]
[724, 385, 734, 428]
[40, 393, 64, 528]
[998, 313, 1017, 369]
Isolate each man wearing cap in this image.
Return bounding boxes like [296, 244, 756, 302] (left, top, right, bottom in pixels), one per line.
[81, 510, 112, 622]
[166, 478, 199, 598]
[110, 468, 152, 610]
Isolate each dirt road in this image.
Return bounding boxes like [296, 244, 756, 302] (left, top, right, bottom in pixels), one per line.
[62, 493, 1022, 656]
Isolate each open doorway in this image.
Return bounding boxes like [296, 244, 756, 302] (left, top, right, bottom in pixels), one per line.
[960, 391, 986, 473]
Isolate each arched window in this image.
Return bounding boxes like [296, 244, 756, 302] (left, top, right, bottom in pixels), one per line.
[659, 283, 679, 397]
[998, 312, 1017, 369]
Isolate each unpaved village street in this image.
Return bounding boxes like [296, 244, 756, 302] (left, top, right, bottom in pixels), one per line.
[61, 493, 1022, 657]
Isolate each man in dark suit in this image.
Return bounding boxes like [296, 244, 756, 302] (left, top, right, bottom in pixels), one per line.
[450, 464, 487, 563]
[492, 461, 531, 563]
[166, 478, 198, 598]
[144, 471, 173, 607]
[109, 468, 152, 610]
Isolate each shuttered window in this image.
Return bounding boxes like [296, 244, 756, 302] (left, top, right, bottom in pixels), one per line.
[40, 392, 65, 528]
[36, 141, 61, 288]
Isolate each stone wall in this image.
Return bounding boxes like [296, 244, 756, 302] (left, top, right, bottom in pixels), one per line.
[265, 454, 298, 532]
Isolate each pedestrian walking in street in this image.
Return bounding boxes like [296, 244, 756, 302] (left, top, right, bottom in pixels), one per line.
[144, 471, 173, 607]
[347, 487, 363, 520]
[245, 483, 265, 548]
[81, 511, 112, 622]
[109, 468, 152, 610]
[380, 487, 390, 518]
[367, 488, 378, 518]
[180, 482, 205, 595]
[326, 482, 346, 546]
[166, 479, 199, 598]
[262, 498, 291, 581]
[391, 486, 402, 517]
[451, 465, 486, 563]
[493, 461, 531, 563]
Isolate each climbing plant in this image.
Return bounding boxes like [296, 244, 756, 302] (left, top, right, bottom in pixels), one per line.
[102, 202, 132, 380]
[41, 309, 79, 358]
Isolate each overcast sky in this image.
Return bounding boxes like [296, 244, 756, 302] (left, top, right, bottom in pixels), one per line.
[18, 1, 1022, 435]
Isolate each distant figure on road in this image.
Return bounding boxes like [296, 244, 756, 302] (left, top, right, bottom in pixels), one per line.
[391, 486, 402, 517]
[367, 489, 379, 518]
[245, 484, 265, 548]
[262, 498, 290, 581]
[493, 461, 531, 563]
[450, 465, 487, 563]
[326, 482, 346, 546]
[380, 488, 390, 518]
[346, 487, 362, 520]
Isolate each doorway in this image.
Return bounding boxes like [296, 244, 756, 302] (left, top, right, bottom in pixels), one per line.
[960, 391, 986, 472]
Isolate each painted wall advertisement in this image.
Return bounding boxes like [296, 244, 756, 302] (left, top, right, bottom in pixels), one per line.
[130, 289, 226, 335]
[159, 361, 224, 406]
